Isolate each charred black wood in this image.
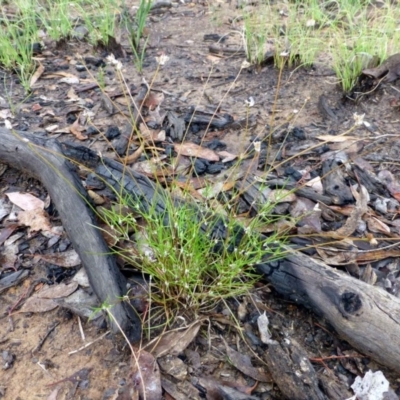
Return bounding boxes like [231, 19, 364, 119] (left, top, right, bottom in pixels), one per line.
[322, 158, 353, 204]
[184, 107, 234, 129]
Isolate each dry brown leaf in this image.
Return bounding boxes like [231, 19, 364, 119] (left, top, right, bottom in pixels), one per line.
[221, 336, 271, 382]
[19, 297, 58, 313]
[143, 91, 165, 111]
[45, 71, 81, 79]
[59, 76, 80, 85]
[268, 189, 296, 203]
[67, 87, 79, 100]
[218, 150, 237, 163]
[146, 106, 166, 125]
[361, 264, 377, 285]
[198, 182, 225, 199]
[316, 135, 357, 142]
[206, 54, 221, 64]
[122, 144, 144, 165]
[305, 176, 323, 193]
[6, 192, 44, 211]
[0, 243, 18, 269]
[328, 185, 369, 238]
[195, 376, 257, 400]
[30, 62, 45, 87]
[0, 224, 18, 246]
[378, 170, 400, 202]
[355, 247, 400, 263]
[70, 118, 87, 140]
[316, 248, 358, 266]
[174, 143, 220, 162]
[131, 350, 162, 400]
[18, 208, 53, 234]
[87, 190, 105, 205]
[34, 249, 81, 268]
[31, 103, 42, 112]
[144, 320, 202, 358]
[366, 216, 391, 234]
[46, 387, 60, 400]
[139, 123, 165, 142]
[37, 282, 79, 299]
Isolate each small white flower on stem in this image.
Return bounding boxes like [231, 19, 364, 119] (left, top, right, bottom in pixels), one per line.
[245, 96, 255, 107]
[106, 54, 122, 70]
[241, 60, 251, 69]
[156, 53, 169, 66]
[353, 113, 365, 126]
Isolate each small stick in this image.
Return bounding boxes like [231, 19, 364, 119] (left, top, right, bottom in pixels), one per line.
[68, 331, 110, 355]
[77, 316, 85, 342]
[33, 321, 60, 353]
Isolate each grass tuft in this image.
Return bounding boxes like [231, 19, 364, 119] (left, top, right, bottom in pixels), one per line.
[99, 191, 286, 312]
[238, 0, 400, 92]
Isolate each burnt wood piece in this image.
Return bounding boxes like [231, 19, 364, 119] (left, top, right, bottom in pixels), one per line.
[0, 128, 141, 343]
[318, 374, 352, 400]
[322, 158, 353, 204]
[257, 249, 400, 374]
[112, 122, 134, 156]
[318, 95, 339, 122]
[183, 108, 234, 129]
[239, 176, 334, 208]
[352, 164, 391, 199]
[263, 339, 327, 400]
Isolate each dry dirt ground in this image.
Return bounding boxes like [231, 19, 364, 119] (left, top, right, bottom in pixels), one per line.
[2, 1, 400, 399]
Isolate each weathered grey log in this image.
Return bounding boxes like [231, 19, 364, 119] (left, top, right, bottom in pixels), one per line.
[257, 250, 400, 374]
[263, 339, 327, 400]
[0, 128, 141, 343]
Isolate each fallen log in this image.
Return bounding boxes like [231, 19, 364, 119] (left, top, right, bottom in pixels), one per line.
[0, 128, 141, 343]
[257, 251, 400, 374]
[263, 338, 341, 400]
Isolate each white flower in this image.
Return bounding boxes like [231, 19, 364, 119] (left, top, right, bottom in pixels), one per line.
[106, 54, 122, 70]
[353, 113, 365, 126]
[245, 96, 255, 107]
[156, 53, 169, 66]
[241, 60, 251, 69]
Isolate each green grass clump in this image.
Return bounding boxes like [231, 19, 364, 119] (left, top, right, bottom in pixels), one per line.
[121, 0, 152, 72]
[239, 0, 400, 92]
[0, 4, 39, 90]
[0, 0, 152, 87]
[99, 191, 286, 311]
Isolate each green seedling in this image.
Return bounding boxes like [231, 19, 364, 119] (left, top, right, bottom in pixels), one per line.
[81, 0, 119, 46]
[38, 0, 78, 42]
[121, 0, 152, 72]
[0, 12, 39, 91]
